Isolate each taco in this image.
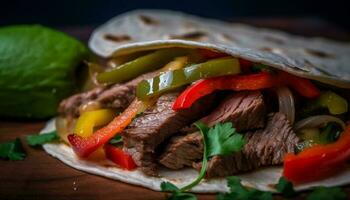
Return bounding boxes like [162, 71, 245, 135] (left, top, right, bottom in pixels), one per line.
[42, 10, 350, 193]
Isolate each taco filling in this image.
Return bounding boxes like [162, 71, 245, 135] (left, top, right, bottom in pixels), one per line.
[57, 48, 349, 185]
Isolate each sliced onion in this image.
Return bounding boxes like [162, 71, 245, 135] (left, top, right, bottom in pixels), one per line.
[56, 117, 73, 144]
[276, 86, 295, 124]
[294, 115, 346, 132]
[78, 101, 102, 115]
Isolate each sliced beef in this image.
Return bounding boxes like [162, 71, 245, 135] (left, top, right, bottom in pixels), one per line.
[159, 133, 203, 169]
[58, 86, 105, 118]
[198, 112, 300, 178]
[123, 92, 214, 176]
[201, 91, 266, 132]
[159, 91, 266, 169]
[58, 71, 159, 118]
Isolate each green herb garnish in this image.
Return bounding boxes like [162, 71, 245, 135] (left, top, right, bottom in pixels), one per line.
[207, 122, 246, 157]
[307, 187, 346, 200]
[109, 135, 123, 145]
[26, 131, 59, 146]
[161, 122, 246, 196]
[217, 176, 272, 200]
[0, 138, 26, 160]
[275, 177, 296, 198]
[161, 182, 197, 200]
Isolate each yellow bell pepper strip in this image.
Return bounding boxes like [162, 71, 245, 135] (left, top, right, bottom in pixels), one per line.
[136, 57, 241, 100]
[96, 48, 189, 84]
[74, 109, 115, 138]
[68, 99, 149, 157]
[68, 56, 188, 157]
[299, 91, 348, 118]
[319, 91, 348, 115]
[283, 125, 350, 184]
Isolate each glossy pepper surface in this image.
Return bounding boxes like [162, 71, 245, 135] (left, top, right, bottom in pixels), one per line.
[74, 109, 115, 138]
[68, 100, 148, 157]
[136, 57, 241, 100]
[284, 125, 350, 184]
[97, 48, 189, 84]
[104, 144, 136, 170]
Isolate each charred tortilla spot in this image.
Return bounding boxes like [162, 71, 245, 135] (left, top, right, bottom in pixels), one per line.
[305, 48, 334, 58]
[104, 34, 131, 42]
[221, 33, 237, 42]
[259, 47, 273, 52]
[139, 15, 159, 25]
[264, 36, 285, 45]
[169, 31, 207, 41]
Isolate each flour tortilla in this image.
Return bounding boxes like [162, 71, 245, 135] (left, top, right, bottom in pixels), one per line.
[89, 9, 350, 88]
[42, 119, 350, 193]
[44, 10, 350, 193]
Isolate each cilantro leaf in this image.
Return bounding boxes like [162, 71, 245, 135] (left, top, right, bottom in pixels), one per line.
[217, 176, 273, 200]
[161, 182, 197, 200]
[109, 135, 123, 145]
[206, 122, 246, 157]
[307, 187, 346, 200]
[168, 193, 197, 200]
[180, 122, 245, 192]
[0, 138, 26, 160]
[161, 182, 181, 193]
[26, 131, 59, 146]
[275, 176, 296, 197]
[160, 121, 246, 198]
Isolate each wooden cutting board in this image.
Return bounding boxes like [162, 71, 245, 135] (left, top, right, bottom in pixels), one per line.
[0, 18, 349, 200]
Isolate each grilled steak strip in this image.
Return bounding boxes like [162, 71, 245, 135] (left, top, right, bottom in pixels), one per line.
[159, 133, 203, 170]
[123, 92, 214, 176]
[58, 71, 159, 118]
[201, 91, 266, 132]
[195, 113, 300, 178]
[159, 91, 266, 169]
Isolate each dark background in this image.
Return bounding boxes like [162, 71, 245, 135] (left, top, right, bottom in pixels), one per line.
[1, 0, 349, 30]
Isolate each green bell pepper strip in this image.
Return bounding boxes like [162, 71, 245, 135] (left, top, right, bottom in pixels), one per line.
[136, 57, 241, 100]
[296, 122, 343, 152]
[96, 48, 190, 84]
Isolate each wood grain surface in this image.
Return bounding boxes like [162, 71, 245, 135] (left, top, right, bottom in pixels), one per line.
[0, 18, 349, 200]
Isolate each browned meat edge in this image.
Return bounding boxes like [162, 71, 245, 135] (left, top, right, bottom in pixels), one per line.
[202, 91, 266, 132]
[58, 70, 159, 118]
[159, 91, 266, 169]
[193, 113, 299, 178]
[122, 92, 215, 176]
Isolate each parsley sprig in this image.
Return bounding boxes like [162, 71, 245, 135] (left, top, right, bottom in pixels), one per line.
[161, 121, 246, 196]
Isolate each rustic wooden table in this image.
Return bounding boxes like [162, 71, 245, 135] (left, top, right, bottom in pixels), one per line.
[0, 18, 349, 200]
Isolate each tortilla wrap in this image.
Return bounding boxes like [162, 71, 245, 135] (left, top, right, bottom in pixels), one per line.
[43, 10, 350, 193]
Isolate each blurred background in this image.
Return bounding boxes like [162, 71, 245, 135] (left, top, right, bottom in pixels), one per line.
[2, 0, 349, 39]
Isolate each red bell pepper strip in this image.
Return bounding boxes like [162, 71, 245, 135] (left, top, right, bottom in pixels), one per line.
[68, 100, 144, 158]
[104, 144, 137, 170]
[173, 72, 276, 110]
[278, 71, 320, 98]
[173, 71, 320, 110]
[283, 125, 350, 184]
